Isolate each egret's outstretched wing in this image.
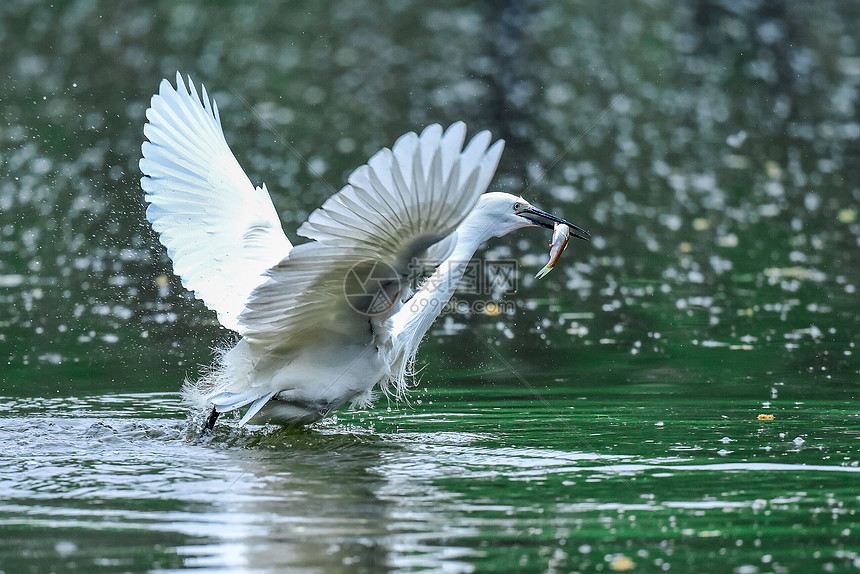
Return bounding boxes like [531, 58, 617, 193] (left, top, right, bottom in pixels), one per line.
[140, 73, 292, 331]
[297, 123, 503, 273]
[239, 124, 504, 350]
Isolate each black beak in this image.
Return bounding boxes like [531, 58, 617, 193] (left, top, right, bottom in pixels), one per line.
[518, 207, 591, 241]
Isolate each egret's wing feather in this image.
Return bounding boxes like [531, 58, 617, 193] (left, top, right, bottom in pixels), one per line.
[237, 392, 278, 425]
[209, 389, 275, 413]
[238, 244, 389, 350]
[297, 122, 504, 273]
[240, 124, 504, 350]
[140, 73, 292, 331]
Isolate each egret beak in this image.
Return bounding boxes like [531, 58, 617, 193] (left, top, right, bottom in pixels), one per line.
[517, 207, 591, 241]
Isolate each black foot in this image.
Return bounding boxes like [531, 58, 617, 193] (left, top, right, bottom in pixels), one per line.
[200, 405, 220, 435]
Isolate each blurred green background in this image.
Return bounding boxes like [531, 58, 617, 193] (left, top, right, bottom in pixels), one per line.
[1, 1, 858, 572]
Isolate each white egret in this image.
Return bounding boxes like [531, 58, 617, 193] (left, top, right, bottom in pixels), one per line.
[140, 73, 589, 431]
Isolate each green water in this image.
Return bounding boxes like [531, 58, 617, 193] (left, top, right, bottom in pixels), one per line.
[1, 1, 858, 572]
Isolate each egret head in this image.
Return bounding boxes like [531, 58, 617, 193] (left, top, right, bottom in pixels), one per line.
[475, 192, 590, 241]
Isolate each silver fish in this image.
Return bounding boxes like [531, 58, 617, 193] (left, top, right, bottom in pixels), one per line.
[535, 223, 570, 279]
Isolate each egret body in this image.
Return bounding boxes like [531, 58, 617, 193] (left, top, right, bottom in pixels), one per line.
[140, 73, 589, 429]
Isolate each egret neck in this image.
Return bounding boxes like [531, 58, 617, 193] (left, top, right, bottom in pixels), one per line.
[386, 202, 501, 392]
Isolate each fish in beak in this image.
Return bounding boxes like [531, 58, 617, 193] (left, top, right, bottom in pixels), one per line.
[516, 204, 590, 278]
[535, 223, 571, 279]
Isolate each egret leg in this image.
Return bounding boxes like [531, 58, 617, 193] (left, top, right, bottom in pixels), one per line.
[201, 405, 220, 435]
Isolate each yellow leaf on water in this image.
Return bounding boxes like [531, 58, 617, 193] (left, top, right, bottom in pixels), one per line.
[482, 303, 501, 316]
[693, 217, 710, 231]
[610, 556, 635, 571]
[837, 208, 856, 223]
[766, 160, 782, 180]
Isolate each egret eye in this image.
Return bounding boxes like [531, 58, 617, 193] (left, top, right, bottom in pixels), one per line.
[513, 202, 522, 211]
